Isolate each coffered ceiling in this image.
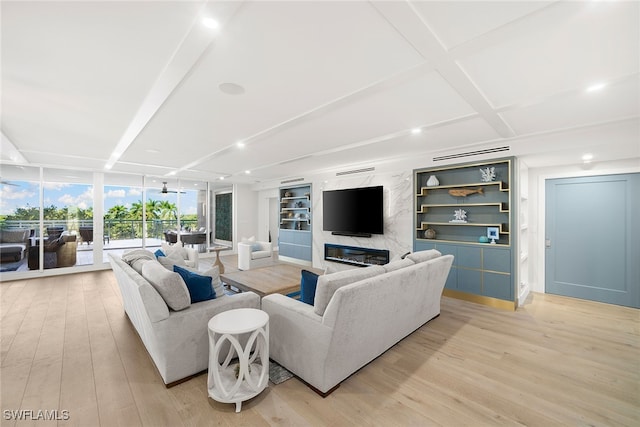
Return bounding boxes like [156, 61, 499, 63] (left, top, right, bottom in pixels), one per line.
[2, 1, 638, 184]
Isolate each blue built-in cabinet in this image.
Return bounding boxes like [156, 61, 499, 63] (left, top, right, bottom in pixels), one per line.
[279, 229, 312, 260]
[278, 184, 312, 262]
[414, 158, 516, 309]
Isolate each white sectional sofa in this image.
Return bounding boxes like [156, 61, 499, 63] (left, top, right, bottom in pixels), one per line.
[109, 252, 260, 386]
[262, 249, 454, 394]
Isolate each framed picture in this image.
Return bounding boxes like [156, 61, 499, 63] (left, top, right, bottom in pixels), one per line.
[487, 227, 499, 240]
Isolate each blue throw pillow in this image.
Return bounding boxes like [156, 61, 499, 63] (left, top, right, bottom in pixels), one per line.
[173, 265, 215, 303]
[154, 249, 165, 258]
[300, 269, 319, 305]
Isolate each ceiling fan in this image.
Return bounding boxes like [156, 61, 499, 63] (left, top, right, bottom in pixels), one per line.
[158, 182, 186, 194]
[0, 178, 19, 186]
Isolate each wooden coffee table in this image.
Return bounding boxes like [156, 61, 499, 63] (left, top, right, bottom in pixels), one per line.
[220, 263, 324, 298]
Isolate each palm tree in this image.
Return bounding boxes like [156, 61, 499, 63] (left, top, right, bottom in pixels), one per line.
[106, 205, 127, 219]
[145, 199, 162, 220]
[158, 200, 177, 221]
[105, 205, 129, 239]
[126, 201, 144, 238]
[128, 201, 144, 220]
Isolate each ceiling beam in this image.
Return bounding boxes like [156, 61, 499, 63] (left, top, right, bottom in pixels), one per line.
[371, 0, 515, 139]
[1, 130, 28, 164]
[105, 1, 244, 170]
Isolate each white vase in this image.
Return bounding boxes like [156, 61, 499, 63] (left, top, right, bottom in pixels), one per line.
[426, 175, 439, 187]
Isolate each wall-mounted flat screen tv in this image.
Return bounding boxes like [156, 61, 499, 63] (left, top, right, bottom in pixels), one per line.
[322, 186, 383, 237]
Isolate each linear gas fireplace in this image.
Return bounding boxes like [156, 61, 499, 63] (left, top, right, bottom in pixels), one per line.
[324, 244, 389, 267]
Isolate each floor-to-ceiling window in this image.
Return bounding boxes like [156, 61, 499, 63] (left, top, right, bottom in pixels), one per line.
[103, 173, 148, 261]
[1, 169, 234, 279]
[42, 168, 93, 268]
[147, 178, 179, 245]
[0, 165, 40, 274]
[179, 179, 208, 252]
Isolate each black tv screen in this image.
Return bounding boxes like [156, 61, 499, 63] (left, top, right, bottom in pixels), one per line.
[322, 186, 384, 236]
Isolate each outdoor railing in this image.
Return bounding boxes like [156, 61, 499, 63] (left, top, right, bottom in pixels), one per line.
[1, 219, 200, 240]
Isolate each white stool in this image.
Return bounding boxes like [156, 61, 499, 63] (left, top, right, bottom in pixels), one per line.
[207, 308, 269, 412]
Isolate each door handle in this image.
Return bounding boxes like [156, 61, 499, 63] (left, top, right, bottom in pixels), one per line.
[545, 239, 551, 248]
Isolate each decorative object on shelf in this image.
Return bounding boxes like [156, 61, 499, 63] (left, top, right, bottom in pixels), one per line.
[426, 175, 439, 187]
[288, 212, 294, 218]
[413, 157, 515, 307]
[284, 191, 292, 197]
[424, 228, 436, 239]
[294, 213, 301, 219]
[296, 201, 304, 208]
[448, 187, 483, 197]
[450, 209, 468, 223]
[487, 227, 499, 244]
[480, 167, 496, 182]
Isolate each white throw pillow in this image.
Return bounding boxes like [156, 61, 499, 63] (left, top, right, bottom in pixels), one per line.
[161, 243, 188, 260]
[383, 258, 415, 273]
[406, 249, 441, 264]
[141, 260, 190, 311]
[157, 251, 188, 270]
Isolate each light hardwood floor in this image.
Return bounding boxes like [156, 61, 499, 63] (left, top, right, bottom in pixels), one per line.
[1, 268, 638, 426]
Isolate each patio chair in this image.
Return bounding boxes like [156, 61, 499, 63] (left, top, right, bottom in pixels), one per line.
[79, 226, 93, 244]
[164, 230, 178, 245]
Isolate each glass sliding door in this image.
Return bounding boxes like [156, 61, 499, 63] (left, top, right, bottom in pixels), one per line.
[103, 173, 146, 260]
[42, 168, 93, 268]
[0, 165, 40, 274]
[146, 178, 179, 246]
[178, 179, 208, 252]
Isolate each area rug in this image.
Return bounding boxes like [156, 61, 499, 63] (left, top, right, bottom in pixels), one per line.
[269, 360, 294, 385]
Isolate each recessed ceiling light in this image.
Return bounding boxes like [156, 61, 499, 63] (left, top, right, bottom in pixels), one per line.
[582, 153, 594, 162]
[202, 18, 219, 30]
[146, 149, 160, 154]
[219, 82, 245, 95]
[586, 82, 607, 92]
[245, 170, 251, 175]
[236, 141, 245, 148]
[219, 176, 225, 180]
[411, 128, 422, 135]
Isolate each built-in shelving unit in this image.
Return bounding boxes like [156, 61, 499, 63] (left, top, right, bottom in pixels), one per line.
[278, 184, 312, 262]
[517, 160, 530, 305]
[413, 157, 517, 310]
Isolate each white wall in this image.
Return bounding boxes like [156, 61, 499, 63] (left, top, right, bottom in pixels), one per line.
[310, 170, 413, 270]
[257, 188, 279, 245]
[527, 158, 640, 293]
[234, 184, 259, 250]
[250, 155, 639, 293]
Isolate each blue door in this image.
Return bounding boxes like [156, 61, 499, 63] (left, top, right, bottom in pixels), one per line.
[545, 173, 640, 308]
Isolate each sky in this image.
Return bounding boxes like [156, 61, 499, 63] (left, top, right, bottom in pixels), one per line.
[0, 181, 198, 216]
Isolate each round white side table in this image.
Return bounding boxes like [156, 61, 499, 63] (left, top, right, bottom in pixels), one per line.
[207, 308, 269, 412]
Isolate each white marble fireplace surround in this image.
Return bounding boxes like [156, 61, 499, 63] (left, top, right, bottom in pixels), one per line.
[311, 170, 413, 272]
